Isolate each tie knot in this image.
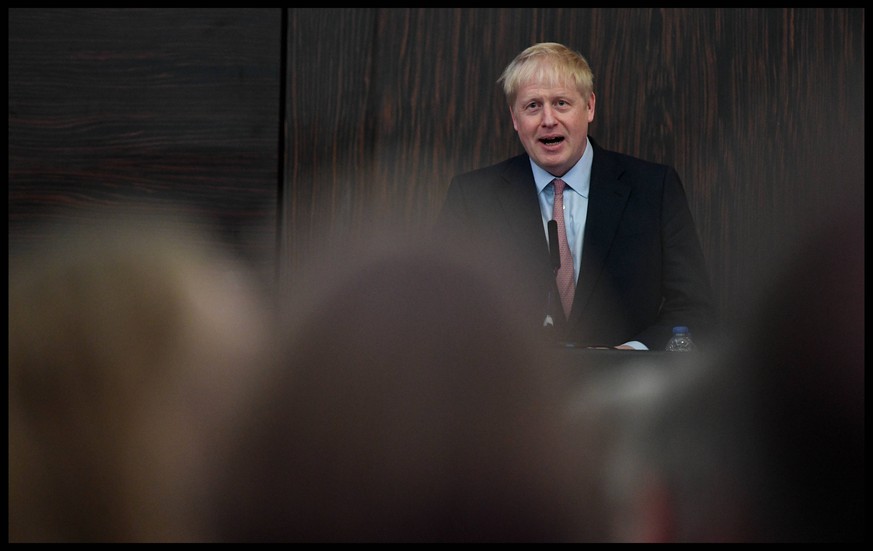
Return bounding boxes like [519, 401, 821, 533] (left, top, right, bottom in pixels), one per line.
[553, 178, 566, 196]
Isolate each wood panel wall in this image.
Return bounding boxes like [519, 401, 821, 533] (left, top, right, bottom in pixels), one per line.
[9, 8, 864, 319]
[283, 8, 865, 319]
[9, 8, 281, 270]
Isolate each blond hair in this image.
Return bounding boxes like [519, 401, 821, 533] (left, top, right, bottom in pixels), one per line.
[498, 42, 595, 106]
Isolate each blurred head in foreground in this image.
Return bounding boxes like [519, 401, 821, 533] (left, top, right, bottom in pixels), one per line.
[588, 209, 864, 542]
[9, 211, 273, 542]
[208, 227, 597, 542]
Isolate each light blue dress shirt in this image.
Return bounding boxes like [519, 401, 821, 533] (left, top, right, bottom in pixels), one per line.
[530, 137, 647, 350]
[531, 137, 593, 285]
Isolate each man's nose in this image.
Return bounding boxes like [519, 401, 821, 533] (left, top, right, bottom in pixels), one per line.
[541, 104, 557, 126]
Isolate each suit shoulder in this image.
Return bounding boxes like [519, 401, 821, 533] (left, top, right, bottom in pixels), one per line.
[452, 153, 529, 184]
[597, 145, 673, 172]
[592, 145, 681, 188]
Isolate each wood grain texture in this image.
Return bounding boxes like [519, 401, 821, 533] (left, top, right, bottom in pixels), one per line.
[9, 9, 863, 317]
[9, 8, 281, 267]
[282, 8, 864, 317]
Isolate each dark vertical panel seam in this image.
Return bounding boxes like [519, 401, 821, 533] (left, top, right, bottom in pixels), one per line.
[276, 7, 289, 285]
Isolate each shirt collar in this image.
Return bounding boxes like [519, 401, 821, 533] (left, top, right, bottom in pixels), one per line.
[532, 136, 593, 198]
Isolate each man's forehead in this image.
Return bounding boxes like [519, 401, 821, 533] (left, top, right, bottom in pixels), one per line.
[516, 80, 581, 100]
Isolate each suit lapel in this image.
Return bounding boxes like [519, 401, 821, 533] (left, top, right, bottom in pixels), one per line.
[487, 150, 632, 327]
[496, 155, 552, 268]
[570, 144, 631, 320]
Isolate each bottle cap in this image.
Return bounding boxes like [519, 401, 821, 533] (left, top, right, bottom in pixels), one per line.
[672, 326, 689, 333]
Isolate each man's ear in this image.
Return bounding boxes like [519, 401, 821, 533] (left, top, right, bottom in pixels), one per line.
[587, 91, 596, 123]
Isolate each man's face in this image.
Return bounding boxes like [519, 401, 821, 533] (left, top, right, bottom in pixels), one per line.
[510, 80, 595, 178]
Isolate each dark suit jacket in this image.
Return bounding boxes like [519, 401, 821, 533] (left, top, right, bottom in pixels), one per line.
[436, 137, 716, 350]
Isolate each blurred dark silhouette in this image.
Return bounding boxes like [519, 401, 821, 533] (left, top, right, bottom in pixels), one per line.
[584, 205, 864, 542]
[207, 227, 602, 542]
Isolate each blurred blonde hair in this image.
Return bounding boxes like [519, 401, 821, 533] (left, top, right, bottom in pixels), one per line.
[9, 212, 273, 542]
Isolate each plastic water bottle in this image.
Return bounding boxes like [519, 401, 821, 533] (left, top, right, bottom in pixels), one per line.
[665, 326, 696, 352]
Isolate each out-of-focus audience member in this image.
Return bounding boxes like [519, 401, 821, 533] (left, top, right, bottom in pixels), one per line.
[207, 227, 601, 542]
[581, 208, 863, 542]
[9, 211, 274, 542]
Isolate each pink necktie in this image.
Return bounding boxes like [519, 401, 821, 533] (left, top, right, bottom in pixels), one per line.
[552, 178, 575, 318]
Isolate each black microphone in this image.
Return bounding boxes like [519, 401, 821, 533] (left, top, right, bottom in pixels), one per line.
[547, 219, 560, 271]
[543, 220, 560, 334]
